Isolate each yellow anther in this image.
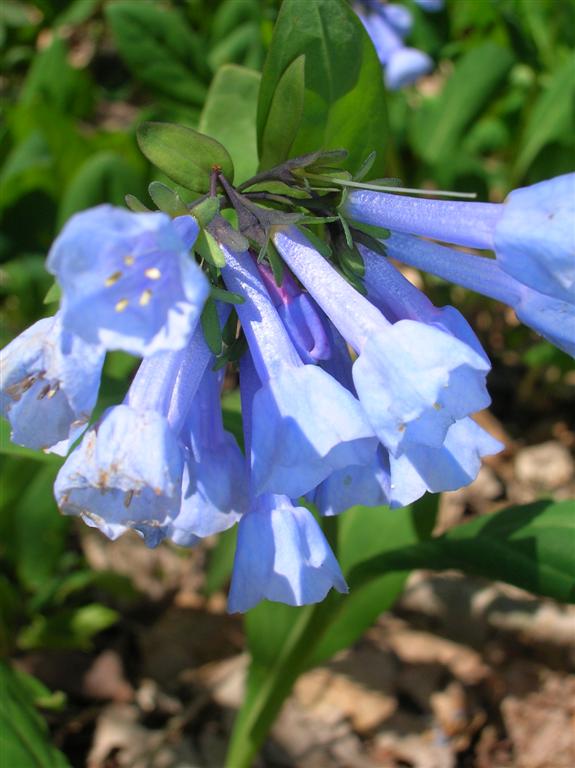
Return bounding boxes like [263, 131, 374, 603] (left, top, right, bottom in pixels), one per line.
[433, 402, 442, 411]
[139, 289, 152, 306]
[105, 270, 123, 287]
[124, 254, 135, 266]
[115, 298, 129, 312]
[124, 490, 134, 508]
[144, 267, 161, 280]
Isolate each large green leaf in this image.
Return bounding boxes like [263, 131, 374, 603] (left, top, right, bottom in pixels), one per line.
[106, 1, 208, 105]
[256, 0, 388, 175]
[259, 54, 305, 171]
[137, 122, 234, 192]
[412, 41, 514, 170]
[58, 151, 145, 227]
[350, 500, 575, 603]
[513, 55, 575, 178]
[199, 64, 260, 185]
[0, 662, 70, 768]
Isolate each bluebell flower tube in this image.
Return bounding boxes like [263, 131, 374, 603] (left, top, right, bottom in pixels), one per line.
[342, 174, 575, 303]
[0, 314, 104, 455]
[227, 353, 348, 613]
[221, 246, 377, 498]
[47, 205, 210, 356]
[54, 350, 185, 542]
[273, 227, 491, 456]
[359, 244, 489, 362]
[164, 368, 248, 544]
[384, 232, 575, 357]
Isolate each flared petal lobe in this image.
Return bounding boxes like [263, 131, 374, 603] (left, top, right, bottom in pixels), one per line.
[54, 405, 183, 539]
[228, 494, 348, 613]
[1, 314, 104, 454]
[47, 206, 209, 356]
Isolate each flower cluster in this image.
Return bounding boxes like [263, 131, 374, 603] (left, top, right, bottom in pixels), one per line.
[354, 0, 443, 89]
[2, 164, 573, 612]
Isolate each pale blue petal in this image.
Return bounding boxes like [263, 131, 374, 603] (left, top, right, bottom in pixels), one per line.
[54, 405, 183, 538]
[352, 319, 491, 454]
[386, 47, 432, 90]
[495, 174, 575, 304]
[1, 315, 104, 454]
[228, 495, 348, 613]
[313, 446, 391, 516]
[47, 205, 209, 355]
[388, 418, 502, 508]
[251, 364, 377, 498]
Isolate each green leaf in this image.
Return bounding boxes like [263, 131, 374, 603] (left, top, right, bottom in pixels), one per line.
[412, 42, 514, 169]
[201, 297, 223, 355]
[199, 64, 261, 185]
[58, 151, 144, 227]
[147, 181, 188, 216]
[105, 1, 208, 105]
[0, 662, 70, 768]
[137, 122, 234, 193]
[18, 604, 119, 651]
[125, 193, 151, 212]
[205, 527, 238, 596]
[43, 282, 61, 305]
[513, 56, 575, 178]
[211, 286, 245, 305]
[259, 54, 306, 171]
[350, 500, 575, 604]
[195, 228, 226, 268]
[257, 0, 388, 177]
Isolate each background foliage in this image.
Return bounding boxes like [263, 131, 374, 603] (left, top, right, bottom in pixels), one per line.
[1, 0, 574, 765]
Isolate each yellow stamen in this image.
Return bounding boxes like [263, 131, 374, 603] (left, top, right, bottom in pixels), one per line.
[105, 270, 123, 287]
[115, 298, 129, 312]
[139, 289, 152, 306]
[124, 254, 135, 266]
[144, 267, 161, 280]
[124, 490, 134, 508]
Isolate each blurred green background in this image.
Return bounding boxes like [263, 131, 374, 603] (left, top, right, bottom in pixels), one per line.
[0, 1, 574, 764]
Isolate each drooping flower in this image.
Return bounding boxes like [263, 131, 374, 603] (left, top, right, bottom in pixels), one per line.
[228, 353, 348, 613]
[162, 368, 248, 544]
[221, 245, 378, 499]
[381, 232, 575, 357]
[342, 173, 575, 304]
[355, 0, 433, 90]
[47, 205, 210, 356]
[273, 227, 491, 457]
[54, 311, 229, 544]
[0, 313, 104, 455]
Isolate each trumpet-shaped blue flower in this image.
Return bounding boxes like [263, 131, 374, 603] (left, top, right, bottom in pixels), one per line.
[47, 205, 210, 356]
[1, 314, 104, 455]
[221, 246, 377, 498]
[342, 173, 575, 304]
[313, 447, 391, 516]
[273, 227, 491, 456]
[163, 369, 247, 545]
[228, 494, 348, 613]
[54, 350, 185, 540]
[228, 354, 347, 613]
[383, 232, 575, 357]
[355, 1, 432, 90]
